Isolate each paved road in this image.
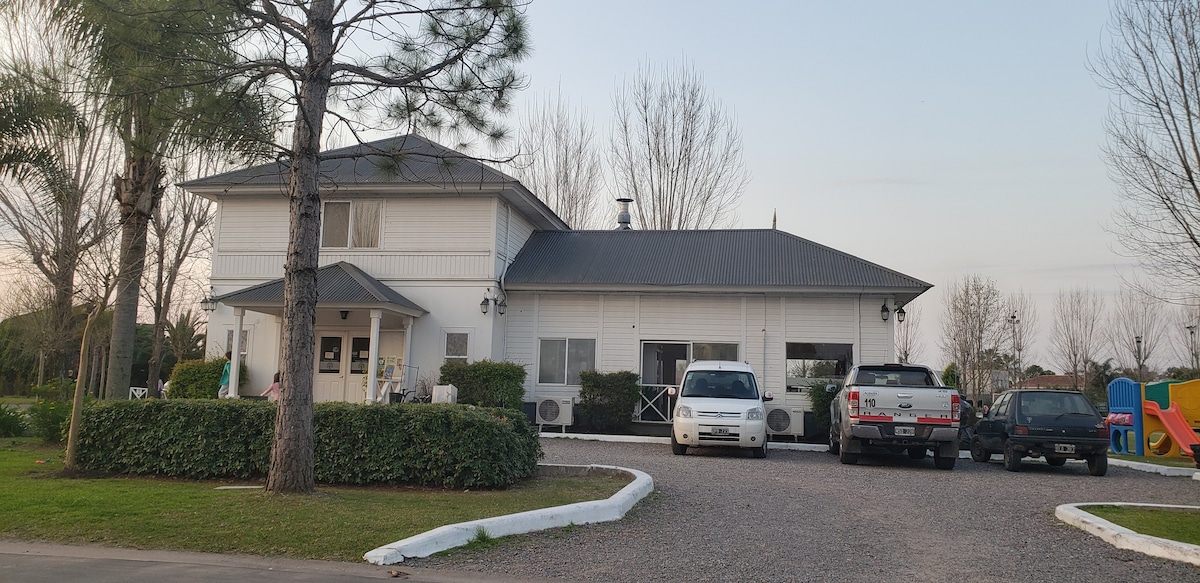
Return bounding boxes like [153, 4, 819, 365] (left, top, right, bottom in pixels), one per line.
[409, 439, 1200, 582]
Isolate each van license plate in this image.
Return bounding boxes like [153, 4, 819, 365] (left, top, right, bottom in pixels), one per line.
[1054, 444, 1075, 454]
[895, 426, 915, 437]
[711, 427, 729, 436]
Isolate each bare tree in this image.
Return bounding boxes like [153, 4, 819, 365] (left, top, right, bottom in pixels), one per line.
[1004, 291, 1040, 384]
[610, 61, 749, 230]
[225, 0, 528, 494]
[939, 275, 1005, 404]
[1049, 288, 1105, 388]
[509, 93, 605, 229]
[1107, 286, 1166, 380]
[1171, 302, 1200, 370]
[1095, 1, 1200, 294]
[895, 303, 923, 364]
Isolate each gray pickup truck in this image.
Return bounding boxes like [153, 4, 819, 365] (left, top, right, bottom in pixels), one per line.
[828, 363, 960, 470]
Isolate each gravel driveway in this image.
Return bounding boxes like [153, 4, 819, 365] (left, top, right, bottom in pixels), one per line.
[407, 439, 1199, 582]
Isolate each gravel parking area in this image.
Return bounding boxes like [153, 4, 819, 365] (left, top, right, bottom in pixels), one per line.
[407, 438, 1199, 582]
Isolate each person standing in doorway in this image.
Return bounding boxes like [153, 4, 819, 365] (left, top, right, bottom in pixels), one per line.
[218, 351, 232, 398]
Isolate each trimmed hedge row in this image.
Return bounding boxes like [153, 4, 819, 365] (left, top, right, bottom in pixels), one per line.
[574, 370, 641, 433]
[74, 400, 541, 489]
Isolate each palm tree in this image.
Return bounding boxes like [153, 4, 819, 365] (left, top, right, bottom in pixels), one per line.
[165, 309, 205, 364]
[45, 0, 272, 398]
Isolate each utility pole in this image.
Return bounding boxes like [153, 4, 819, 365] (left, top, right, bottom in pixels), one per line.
[1135, 335, 1144, 383]
[1188, 324, 1198, 372]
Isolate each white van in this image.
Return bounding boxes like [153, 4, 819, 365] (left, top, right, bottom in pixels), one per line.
[669, 360, 771, 458]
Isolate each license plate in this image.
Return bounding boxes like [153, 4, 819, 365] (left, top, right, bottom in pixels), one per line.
[895, 426, 915, 437]
[1054, 443, 1075, 454]
[711, 427, 730, 436]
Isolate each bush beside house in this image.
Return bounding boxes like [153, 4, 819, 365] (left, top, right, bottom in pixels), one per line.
[574, 370, 640, 433]
[168, 358, 247, 399]
[438, 359, 526, 410]
[73, 400, 541, 488]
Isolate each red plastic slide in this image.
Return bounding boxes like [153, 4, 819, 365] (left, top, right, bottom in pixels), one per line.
[1143, 401, 1200, 458]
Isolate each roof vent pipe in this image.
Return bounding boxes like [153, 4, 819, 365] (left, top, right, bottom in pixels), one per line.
[615, 198, 633, 230]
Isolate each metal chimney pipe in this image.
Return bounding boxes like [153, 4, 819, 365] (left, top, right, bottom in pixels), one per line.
[616, 198, 633, 230]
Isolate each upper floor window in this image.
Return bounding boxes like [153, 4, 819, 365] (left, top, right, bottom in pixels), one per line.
[322, 201, 382, 249]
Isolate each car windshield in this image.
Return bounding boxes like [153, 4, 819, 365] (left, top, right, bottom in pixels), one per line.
[681, 371, 759, 399]
[1018, 392, 1097, 418]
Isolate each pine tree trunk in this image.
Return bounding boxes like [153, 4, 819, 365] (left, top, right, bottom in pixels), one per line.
[266, 0, 335, 495]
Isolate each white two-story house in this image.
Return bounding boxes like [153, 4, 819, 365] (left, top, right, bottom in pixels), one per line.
[185, 134, 931, 436]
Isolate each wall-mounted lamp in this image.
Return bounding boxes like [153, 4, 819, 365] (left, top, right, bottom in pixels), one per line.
[480, 295, 490, 314]
[895, 307, 906, 323]
[481, 288, 507, 315]
[339, 310, 349, 320]
[200, 288, 217, 313]
[880, 302, 891, 322]
[496, 299, 507, 315]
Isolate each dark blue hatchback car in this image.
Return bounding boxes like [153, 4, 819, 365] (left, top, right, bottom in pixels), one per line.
[969, 389, 1109, 476]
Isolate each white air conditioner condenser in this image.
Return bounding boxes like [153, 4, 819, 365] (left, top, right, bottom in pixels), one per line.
[535, 397, 574, 426]
[765, 404, 805, 436]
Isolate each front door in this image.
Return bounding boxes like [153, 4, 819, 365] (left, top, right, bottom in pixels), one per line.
[315, 334, 347, 402]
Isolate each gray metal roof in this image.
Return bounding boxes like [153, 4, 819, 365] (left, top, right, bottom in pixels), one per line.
[503, 229, 932, 304]
[179, 134, 569, 231]
[214, 262, 426, 315]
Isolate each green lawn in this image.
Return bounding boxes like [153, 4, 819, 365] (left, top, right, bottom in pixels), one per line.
[1110, 452, 1200, 469]
[0, 439, 628, 562]
[0, 397, 34, 406]
[1086, 505, 1200, 546]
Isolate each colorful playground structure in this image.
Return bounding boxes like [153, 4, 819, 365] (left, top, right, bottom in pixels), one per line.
[1107, 377, 1200, 467]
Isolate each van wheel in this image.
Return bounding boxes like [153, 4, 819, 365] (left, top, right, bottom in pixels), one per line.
[671, 435, 687, 456]
[1003, 440, 1021, 472]
[828, 425, 840, 455]
[839, 442, 858, 465]
[752, 441, 767, 458]
[907, 447, 927, 460]
[1087, 453, 1108, 476]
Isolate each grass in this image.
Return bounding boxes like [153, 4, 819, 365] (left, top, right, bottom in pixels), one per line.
[1110, 452, 1199, 469]
[0, 438, 628, 562]
[0, 397, 35, 406]
[1086, 505, 1200, 546]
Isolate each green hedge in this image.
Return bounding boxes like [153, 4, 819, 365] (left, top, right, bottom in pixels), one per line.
[169, 358, 248, 399]
[73, 400, 541, 488]
[0, 405, 25, 437]
[807, 380, 840, 438]
[438, 359, 527, 410]
[574, 370, 640, 433]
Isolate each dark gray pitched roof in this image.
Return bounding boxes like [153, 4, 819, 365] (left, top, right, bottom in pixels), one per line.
[503, 229, 931, 304]
[215, 262, 426, 315]
[180, 134, 569, 231]
[181, 134, 517, 188]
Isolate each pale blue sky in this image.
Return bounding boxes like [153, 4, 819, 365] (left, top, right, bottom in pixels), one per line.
[510, 1, 1130, 368]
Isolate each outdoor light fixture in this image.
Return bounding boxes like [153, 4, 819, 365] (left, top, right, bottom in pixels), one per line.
[497, 299, 507, 315]
[200, 289, 217, 313]
[481, 288, 507, 315]
[896, 307, 906, 323]
[339, 310, 349, 320]
[480, 295, 490, 314]
[880, 302, 891, 322]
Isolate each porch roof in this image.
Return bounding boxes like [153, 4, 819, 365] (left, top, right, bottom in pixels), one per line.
[503, 229, 932, 306]
[214, 262, 426, 316]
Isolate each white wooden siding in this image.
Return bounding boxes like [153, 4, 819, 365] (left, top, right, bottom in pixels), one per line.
[783, 297, 857, 342]
[217, 198, 290, 253]
[381, 198, 492, 252]
[858, 297, 893, 364]
[600, 296, 638, 372]
[637, 295, 744, 342]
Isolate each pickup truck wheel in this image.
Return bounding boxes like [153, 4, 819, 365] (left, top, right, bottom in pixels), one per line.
[1003, 440, 1021, 472]
[934, 453, 956, 470]
[828, 425, 840, 455]
[1046, 456, 1067, 467]
[907, 447, 927, 460]
[752, 441, 767, 458]
[1087, 453, 1108, 476]
[970, 437, 990, 462]
[671, 434, 687, 456]
[838, 443, 858, 465]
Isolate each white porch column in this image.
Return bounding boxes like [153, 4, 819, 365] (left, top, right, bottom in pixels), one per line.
[229, 307, 245, 398]
[368, 309, 382, 403]
[403, 317, 414, 388]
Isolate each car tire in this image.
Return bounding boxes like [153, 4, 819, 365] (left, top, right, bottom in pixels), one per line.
[1046, 456, 1067, 467]
[671, 434, 687, 456]
[970, 437, 989, 462]
[1087, 453, 1108, 477]
[1003, 440, 1021, 472]
[828, 424, 840, 455]
[839, 441, 858, 465]
[934, 453, 956, 470]
[907, 447, 927, 460]
[752, 441, 767, 459]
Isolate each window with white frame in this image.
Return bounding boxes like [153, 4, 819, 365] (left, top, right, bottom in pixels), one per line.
[225, 329, 249, 359]
[539, 338, 596, 385]
[444, 332, 469, 364]
[321, 201, 382, 249]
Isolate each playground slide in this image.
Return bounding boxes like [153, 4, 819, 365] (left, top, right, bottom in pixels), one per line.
[1143, 400, 1200, 458]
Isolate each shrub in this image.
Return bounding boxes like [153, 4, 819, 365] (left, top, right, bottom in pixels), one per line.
[27, 400, 70, 443]
[74, 400, 542, 488]
[807, 380, 840, 438]
[169, 358, 247, 399]
[0, 405, 26, 437]
[438, 359, 527, 410]
[31, 378, 75, 403]
[574, 370, 640, 433]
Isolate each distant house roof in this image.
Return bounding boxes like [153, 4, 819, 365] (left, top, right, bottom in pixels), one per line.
[503, 229, 932, 304]
[180, 134, 568, 230]
[1013, 375, 1078, 389]
[214, 262, 426, 316]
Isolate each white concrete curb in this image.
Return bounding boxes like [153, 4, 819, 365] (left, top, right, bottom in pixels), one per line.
[363, 463, 653, 565]
[1056, 502, 1200, 566]
[1108, 458, 1200, 478]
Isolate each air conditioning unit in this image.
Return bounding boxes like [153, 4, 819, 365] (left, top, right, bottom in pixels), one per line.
[766, 405, 805, 437]
[536, 397, 574, 427]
